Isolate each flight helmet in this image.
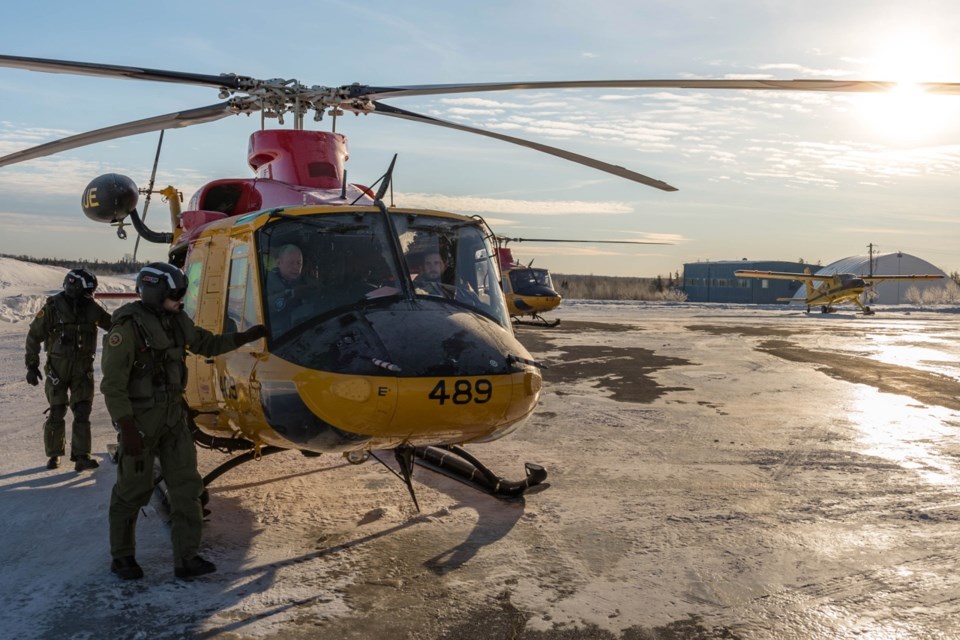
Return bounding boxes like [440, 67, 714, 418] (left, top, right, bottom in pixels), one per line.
[136, 263, 187, 311]
[63, 268, 98, 299]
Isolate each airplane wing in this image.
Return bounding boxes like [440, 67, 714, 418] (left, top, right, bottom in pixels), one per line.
[862, 274, 944, 283]
[734, 270, 817, 281]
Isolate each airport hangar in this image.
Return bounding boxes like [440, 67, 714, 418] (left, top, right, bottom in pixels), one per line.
[683, 260, 805, 304]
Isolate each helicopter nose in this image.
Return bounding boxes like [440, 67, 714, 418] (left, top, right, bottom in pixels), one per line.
[516, 283, 560, 298]
[259, 378, 372, 452]
[364, 305, 518, 376]
[259, 303, 542, 450]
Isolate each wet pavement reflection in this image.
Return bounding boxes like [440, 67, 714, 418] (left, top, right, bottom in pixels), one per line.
[512, 304, 960, 639]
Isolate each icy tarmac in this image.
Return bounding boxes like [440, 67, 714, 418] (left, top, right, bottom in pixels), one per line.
[2, 300, 960, 639]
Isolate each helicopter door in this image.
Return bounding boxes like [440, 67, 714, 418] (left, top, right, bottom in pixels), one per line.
[182, 236, 226, 412]
[221, 240, 263, 421]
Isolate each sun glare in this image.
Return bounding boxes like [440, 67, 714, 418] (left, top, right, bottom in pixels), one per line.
[853, 34, 960, 141]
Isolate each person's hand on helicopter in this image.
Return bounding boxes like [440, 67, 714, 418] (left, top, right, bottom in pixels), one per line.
[25, 366, 43, 386]
[237, 324, 267, 345]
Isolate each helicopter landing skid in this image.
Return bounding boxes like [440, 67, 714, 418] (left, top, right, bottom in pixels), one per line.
[512, 314, 561, 327]
[413, 444, 548, 500]
[183, 441, 546, 517]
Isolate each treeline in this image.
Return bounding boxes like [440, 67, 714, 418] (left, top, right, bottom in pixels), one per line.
[554, 273, 686, 301]
[905, 281, 960, 305]
[1, 254, 147, 276]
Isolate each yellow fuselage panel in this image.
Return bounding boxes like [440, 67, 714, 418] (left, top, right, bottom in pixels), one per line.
[301, 369, 535, 437]
[506, 293, 561, 316]
[194, 350, 541, 451]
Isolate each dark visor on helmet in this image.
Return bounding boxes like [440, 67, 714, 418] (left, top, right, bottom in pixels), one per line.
[139, 266, 187, 302]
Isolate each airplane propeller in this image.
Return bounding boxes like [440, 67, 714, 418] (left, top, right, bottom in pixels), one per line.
[3, 54, 960, 190]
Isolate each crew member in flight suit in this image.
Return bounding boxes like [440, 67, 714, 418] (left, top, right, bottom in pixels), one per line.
[101, 262, 266, 580]
[25, 268, 112, 471]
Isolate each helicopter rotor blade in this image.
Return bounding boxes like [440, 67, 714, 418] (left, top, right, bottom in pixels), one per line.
[369, 101, 678, 192]
[498, 236, 672, 245]
[4, 54, 960, 186]
[358, 78, 960, 100]
[0, 102, 238, 168]
[0, 54, 243, 90]
[6, 54, 960, 99]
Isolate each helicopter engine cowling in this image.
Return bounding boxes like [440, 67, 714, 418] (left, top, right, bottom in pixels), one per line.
[247, 130, 348, 190]
[81, 173, 138, 223]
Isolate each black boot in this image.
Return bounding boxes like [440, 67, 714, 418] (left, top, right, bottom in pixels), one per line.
[111, 556, 144, 580]
[46, 456, 60, 470]
[73, 455, 100, 472]
[175, 555, 216, 579]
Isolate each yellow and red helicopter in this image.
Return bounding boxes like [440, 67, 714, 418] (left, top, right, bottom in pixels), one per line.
[2, 54, 957, 508]
[495, 236, 668, 327]
[497, 242, 563, 327]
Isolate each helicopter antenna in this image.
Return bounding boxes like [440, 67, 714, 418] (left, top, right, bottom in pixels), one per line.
[374, 154, 398, 202]
[351, 154, 398, 205]
[133, 130, 165, 261]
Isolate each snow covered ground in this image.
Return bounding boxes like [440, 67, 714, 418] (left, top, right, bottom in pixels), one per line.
[3, 256, 960, 639]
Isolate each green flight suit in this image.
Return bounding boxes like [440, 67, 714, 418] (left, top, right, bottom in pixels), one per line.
[25, 291, 112, 459]
[101, 301, 246, 566]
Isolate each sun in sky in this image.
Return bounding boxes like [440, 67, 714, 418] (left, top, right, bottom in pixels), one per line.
[853, 31, 960, 141]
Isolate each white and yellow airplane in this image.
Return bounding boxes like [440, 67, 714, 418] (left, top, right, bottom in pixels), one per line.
[734, 267, 944, 314]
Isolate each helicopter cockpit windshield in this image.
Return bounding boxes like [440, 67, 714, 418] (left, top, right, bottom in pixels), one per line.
[397, 213, 508, 327]
[258, 210, 509, 341]
[509, 267, 553, 290]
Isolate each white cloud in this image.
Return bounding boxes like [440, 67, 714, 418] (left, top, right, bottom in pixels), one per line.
[447, 107, 505, 116]
[393, 192, 633, 215]
[755, 62, 852, 77]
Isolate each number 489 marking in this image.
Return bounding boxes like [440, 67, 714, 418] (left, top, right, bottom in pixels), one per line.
[428, 379, 493, 405]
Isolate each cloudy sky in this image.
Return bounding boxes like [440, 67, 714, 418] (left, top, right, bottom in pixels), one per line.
[1, 0, 959, 277]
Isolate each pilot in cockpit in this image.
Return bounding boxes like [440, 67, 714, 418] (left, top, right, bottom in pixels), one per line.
[267, 244, 315, 329]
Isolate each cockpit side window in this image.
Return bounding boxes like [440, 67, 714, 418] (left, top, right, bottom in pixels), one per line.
[396, 214, 509, 328]
[224, 241, 259, 334]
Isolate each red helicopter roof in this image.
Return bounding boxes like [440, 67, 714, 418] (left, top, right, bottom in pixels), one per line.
[496, 246, 522, 271]
[176, 129, 374, 245]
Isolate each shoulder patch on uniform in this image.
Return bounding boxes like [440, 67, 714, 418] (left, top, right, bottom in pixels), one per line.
[108, 332, 123, 347]
[35, 307, 45, 320]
